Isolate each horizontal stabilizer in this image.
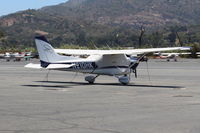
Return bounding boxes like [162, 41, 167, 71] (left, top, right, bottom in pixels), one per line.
[46, 64, 75, 69]
[24, 63, 42, 69]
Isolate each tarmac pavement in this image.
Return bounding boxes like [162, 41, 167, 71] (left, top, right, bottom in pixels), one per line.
[0, 59, 200, 133]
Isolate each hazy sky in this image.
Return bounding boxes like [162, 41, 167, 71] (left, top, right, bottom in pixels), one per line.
[0, 0, 68, 16]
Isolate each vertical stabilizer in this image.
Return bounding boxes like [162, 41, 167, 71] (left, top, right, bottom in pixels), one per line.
[35, 36, 73, 67]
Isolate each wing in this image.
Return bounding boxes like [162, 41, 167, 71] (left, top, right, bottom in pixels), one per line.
[55, 47, 190, 56]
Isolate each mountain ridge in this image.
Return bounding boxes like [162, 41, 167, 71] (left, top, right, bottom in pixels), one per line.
[0, 0, 200, 48]
[41, 0, 200, 27]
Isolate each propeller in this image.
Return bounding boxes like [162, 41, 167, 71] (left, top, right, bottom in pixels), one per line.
[130, 54, 146, 78]
[133, 68, 137, 78]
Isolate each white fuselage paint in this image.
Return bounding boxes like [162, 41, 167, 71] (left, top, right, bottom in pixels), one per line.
[59, 67, 130, 76]
[56, 55, 133, 76]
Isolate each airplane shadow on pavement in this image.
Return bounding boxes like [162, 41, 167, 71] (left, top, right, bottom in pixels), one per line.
[22, 80, 184, 89]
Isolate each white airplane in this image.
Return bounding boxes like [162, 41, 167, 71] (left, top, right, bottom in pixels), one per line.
[154, 52, 192, 61]
[25, 36, 190, 85]
[3, 52, 25, 61]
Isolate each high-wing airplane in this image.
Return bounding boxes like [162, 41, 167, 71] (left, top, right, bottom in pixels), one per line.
[3, 52, 32, 62]
[4, 52, 24, 62]
[154, 52, 192, 61]
[25, 36, 190, 85]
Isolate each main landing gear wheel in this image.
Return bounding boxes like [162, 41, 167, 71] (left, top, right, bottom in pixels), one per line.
[85, 75, 99, 84]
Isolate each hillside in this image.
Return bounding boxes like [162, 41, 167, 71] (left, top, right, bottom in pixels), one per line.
[0, 0, 200, 49]
[41, 0, 200, 27]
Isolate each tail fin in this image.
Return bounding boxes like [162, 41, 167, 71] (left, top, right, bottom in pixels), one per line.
[35, 36, 68, 67]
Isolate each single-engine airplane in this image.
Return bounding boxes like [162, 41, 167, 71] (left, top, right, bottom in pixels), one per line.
[154, 52, 194, 62]
[25, 36, 190, 85]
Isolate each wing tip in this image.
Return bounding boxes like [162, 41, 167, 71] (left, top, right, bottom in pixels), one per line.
[180, 46, 191, 50]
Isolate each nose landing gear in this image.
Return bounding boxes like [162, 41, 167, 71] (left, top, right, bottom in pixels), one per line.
[117, 74, 130, 85]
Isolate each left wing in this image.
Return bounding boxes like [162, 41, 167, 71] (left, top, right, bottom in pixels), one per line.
[55, 47, 190, 56]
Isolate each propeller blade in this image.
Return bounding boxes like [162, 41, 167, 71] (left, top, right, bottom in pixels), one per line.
[134, 69, 137, 78]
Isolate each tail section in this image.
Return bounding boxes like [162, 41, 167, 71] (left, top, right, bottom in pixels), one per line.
[35, 36, 64, 63]
[35, 36, 78, 68]
[25, 36, 76, 70]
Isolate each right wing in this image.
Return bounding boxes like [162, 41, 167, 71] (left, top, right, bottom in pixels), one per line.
[55, 47, 191, 56]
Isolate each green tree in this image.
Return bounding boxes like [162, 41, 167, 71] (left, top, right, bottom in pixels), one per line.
[76, 31, 87, 45]
[0, 30, 6, 52]
[148, 32, 164, 47]
[0, 31, 4, 39]
[190, 43, 200, 58]
[167, 32, 176, 46]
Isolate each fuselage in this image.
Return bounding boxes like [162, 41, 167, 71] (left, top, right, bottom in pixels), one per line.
[61, 62, 131, 76]
[44, 55, 135, 76]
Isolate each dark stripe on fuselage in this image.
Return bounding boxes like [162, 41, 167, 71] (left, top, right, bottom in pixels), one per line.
[40, 60, 130, 70]
[40, 60, 98, 70]
[98, 66, 129, 69]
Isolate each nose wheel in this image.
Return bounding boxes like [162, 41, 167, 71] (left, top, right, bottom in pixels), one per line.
[117, 74, 130, 85]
